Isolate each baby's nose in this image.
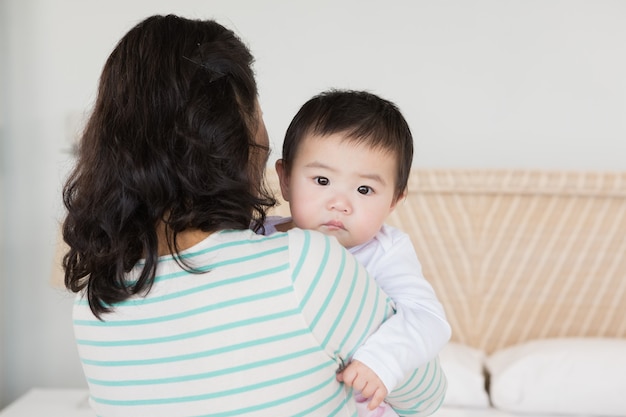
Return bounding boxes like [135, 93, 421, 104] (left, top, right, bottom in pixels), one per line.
[329, 196, 352, 214]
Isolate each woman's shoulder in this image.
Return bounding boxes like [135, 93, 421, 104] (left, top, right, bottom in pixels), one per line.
[214, 228, 349, 271]
[285, 227, 343, 249]
[283, 228, 355, 276]
[211, 228, 339, 254]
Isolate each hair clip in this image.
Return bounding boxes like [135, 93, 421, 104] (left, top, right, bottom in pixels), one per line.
[184, 42, 227, 83]
[207, 69, 226, 83]
[183, 55, 226, 83]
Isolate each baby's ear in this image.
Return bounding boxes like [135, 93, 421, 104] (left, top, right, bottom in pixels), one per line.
[274, 159, 291, 202]
[390, 188, 408, 211]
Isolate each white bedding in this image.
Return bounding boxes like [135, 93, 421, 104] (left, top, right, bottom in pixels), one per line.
[0, 388, 612, 417]
[434, 407, 579, 417]
[434, 408, 532, 417]
[0, 390, 547, 417]
[439, 340, 626, 417]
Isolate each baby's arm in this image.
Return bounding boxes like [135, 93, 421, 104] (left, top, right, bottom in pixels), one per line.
[350, 228, 451, 395]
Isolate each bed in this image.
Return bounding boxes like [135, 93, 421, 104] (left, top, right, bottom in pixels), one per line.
[269, 168, 626, 416]
[4, 169, 624, 417]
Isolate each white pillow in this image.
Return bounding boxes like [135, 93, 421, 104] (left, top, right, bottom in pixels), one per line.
[439, 343, 490, 408]
[486, 338, 626, 416]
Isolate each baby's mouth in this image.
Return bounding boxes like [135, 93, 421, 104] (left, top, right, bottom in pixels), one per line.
[322, 220, 345, 231]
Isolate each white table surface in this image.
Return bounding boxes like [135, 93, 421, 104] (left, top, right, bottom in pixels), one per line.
[0, 389, 94, 417]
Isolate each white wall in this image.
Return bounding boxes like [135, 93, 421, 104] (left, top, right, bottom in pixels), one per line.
[0, 0, 6, 401]
[1, 0, 625, 408]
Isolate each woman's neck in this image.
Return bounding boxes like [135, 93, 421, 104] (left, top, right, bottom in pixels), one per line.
[156, 223, 212, 256]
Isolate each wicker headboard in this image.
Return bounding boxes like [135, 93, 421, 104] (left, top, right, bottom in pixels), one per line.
[267, 169, 626, 354]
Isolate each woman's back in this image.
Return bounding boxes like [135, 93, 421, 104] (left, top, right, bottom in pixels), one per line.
[65, 15, 446, 417]
[74, 229, 393, 416]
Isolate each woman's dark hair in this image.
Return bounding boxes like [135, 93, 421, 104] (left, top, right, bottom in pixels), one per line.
[62, 14, 274, 318]
[282, 89, 413, 200]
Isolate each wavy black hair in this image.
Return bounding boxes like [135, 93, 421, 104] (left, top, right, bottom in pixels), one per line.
[62, 15, 275, 318]
[282, 89, 414, 200]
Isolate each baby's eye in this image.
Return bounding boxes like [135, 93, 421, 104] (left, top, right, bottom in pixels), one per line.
[357, 185, 373, 195]
[314, 176, 330, 186]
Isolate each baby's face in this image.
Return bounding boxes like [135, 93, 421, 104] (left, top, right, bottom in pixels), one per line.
[277, 133, 399, 248]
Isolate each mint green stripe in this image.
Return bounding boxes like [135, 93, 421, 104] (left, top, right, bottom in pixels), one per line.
[390, 362, 430, 395]
[180, 245, 287, 273]
[191, 374, 340, 417]
[87, 347, 322, 386]
[423, 383, 447, 415]
[81, 329, 311, 367]
[149, 231, 286, 264]
[336, 273, 374, 354]
[76, 308, 300, 347]
[299, 234, 331, 307]
[291, 383, 347, 417]
[346, 279, 381, 359]
[91, 361, 331, 406]
[75, 263, 289, 308]
[178, 232, 285, 259]
[291, 230, 311, 283]
[402, 362, 441, 402]
[75, 286, 292, 327]
[319, 250, 357, 348]
[431, 378, 447, 413]
[309, 248, 345, 330]
[126, 245, 287, 288]
[75, 239, 287, 306]
[156, 245, 287, 281]
[392, 365, 444, 415]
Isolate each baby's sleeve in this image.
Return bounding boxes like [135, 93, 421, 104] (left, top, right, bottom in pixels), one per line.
[353, 229, 451, 391]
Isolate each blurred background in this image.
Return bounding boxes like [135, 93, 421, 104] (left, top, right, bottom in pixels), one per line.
[1, 0, 625, 408]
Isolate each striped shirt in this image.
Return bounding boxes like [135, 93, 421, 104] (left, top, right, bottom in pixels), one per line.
[73, 228, 445, 416]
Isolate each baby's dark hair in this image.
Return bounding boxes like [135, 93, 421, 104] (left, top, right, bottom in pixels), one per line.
[282, 89, 414, 200]
[62, 15, 274, 318]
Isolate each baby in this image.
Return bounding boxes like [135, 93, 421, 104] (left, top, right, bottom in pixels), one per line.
[264, 89, 451, 416]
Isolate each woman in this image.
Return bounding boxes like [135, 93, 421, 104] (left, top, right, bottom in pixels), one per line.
[62, 14, 446, 416]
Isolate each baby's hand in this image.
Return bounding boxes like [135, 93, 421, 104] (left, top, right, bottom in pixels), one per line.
[336, 359, 388, 410]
